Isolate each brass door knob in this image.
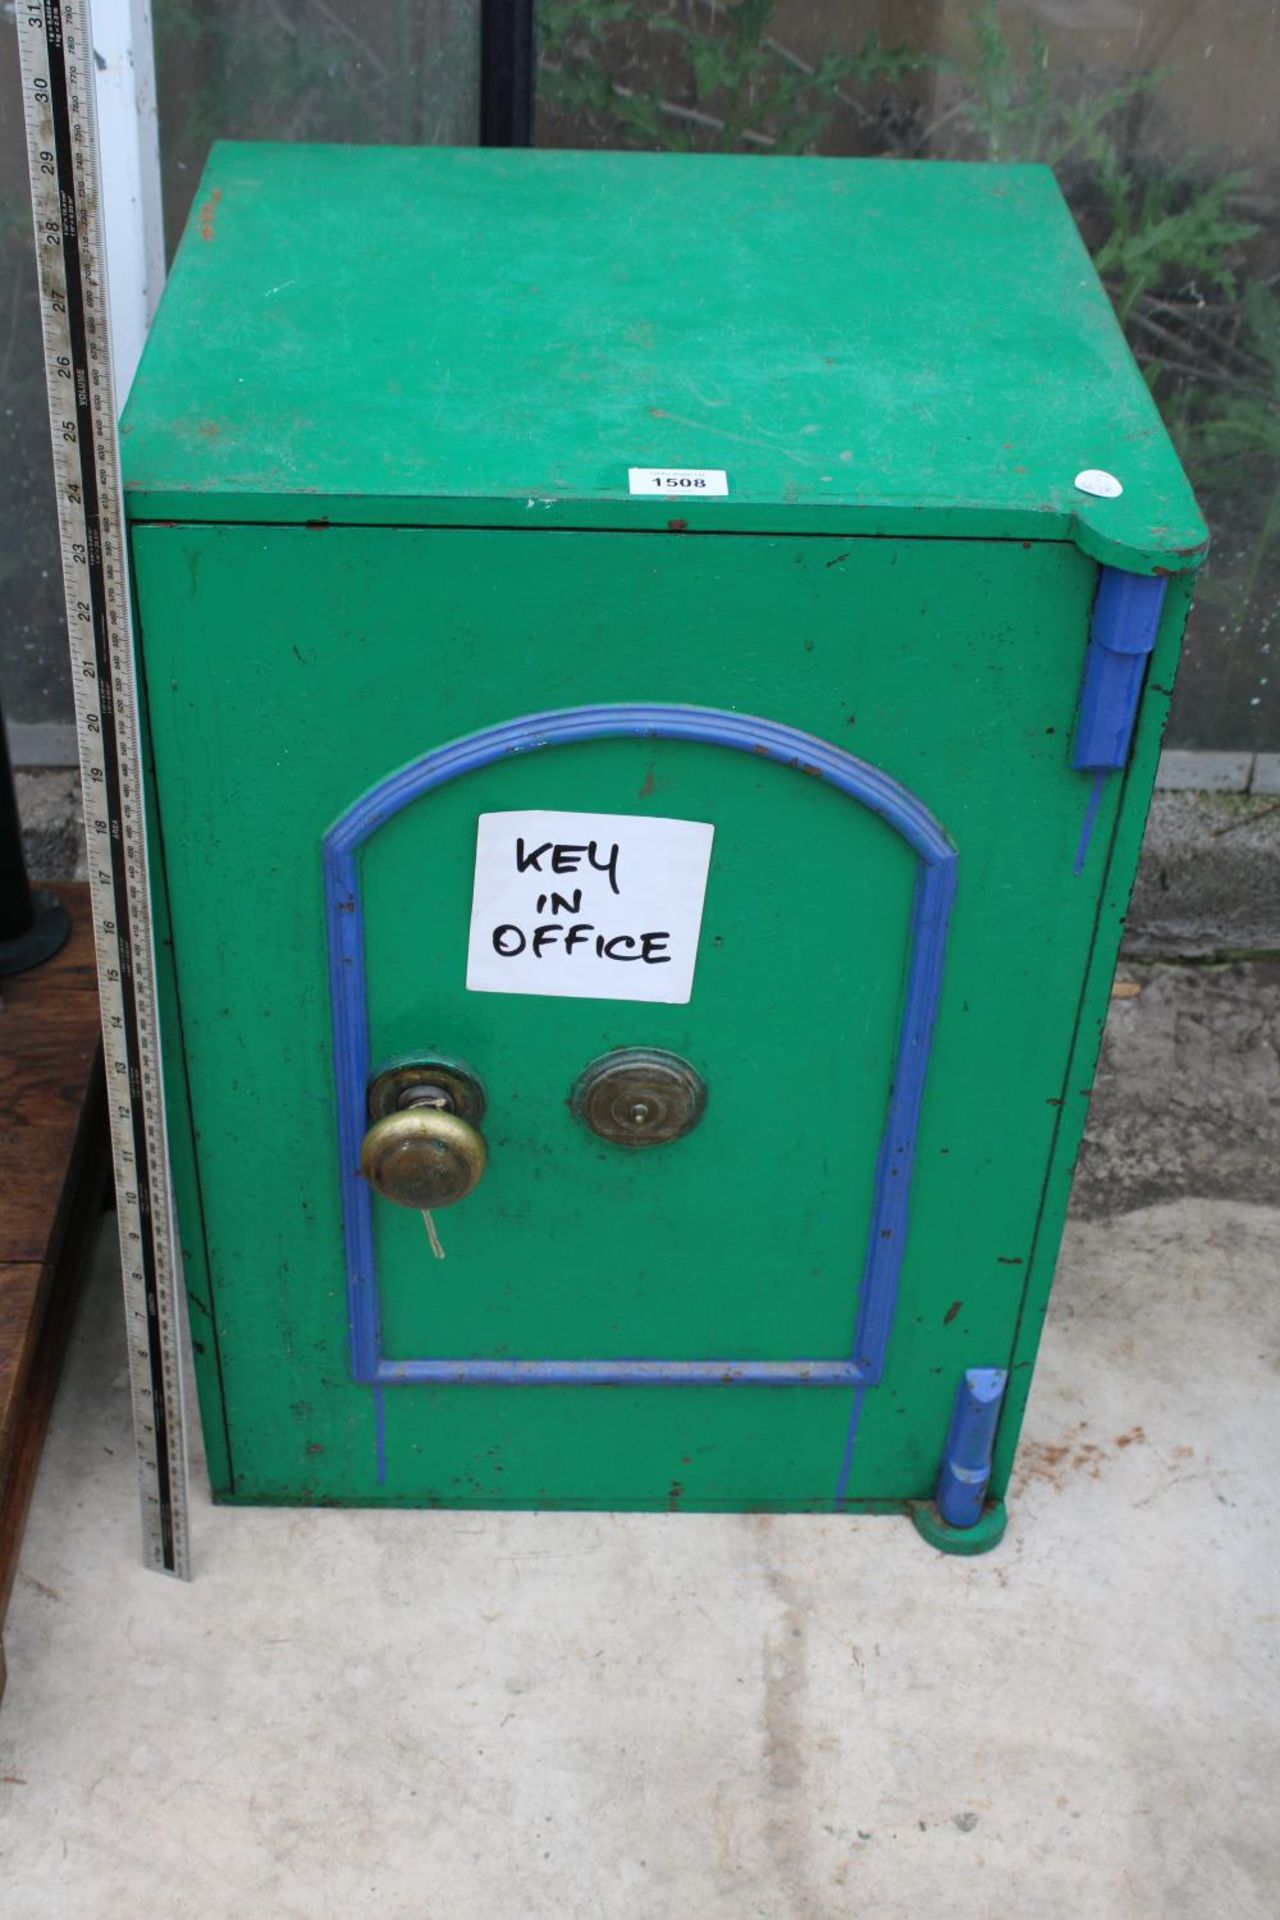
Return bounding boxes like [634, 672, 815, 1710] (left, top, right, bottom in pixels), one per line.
[359, 1107, 486, 1209]
[359, 1057, 487, 1210]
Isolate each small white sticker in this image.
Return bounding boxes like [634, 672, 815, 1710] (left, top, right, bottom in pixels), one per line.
[466, 809, 715, 1005]
[628, 467, 729, 497]
[1074, 468, 1124, 499]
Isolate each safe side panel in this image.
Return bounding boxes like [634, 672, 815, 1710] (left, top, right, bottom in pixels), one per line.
[136, 524, 1114, 1508]
[987, 574, 1194, 1499]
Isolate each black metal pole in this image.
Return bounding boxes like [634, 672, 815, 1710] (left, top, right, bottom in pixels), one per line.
[0, 715, 35, 943]
[480, 0, 536, 148]
[0, 709, 70, 975]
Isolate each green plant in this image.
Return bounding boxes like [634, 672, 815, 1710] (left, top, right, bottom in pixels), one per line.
[954, 4, 1056, 161]
[943, 12, 1262, 433]
[539, 0, 928, 155]
[950, 4, 1161, 174]
[1093, 168, 1255, 324]
[1192, 283, 1280, 613]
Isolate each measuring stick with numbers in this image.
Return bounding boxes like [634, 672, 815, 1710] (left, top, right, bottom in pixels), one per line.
[15, 0, 190, 1577]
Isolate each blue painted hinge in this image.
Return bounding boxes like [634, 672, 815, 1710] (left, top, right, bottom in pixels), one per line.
[934, 1367, 1007, 1529]
[1073, 569, 1168, 774]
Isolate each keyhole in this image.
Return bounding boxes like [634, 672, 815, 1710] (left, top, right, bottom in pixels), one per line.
[400, 1082, 454, 1113]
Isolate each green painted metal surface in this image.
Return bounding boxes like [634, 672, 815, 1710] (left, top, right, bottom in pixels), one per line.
[122, 143, 1206, 573]
[124, 144, 1202, 1519]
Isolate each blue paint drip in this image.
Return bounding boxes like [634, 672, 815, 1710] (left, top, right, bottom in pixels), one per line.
[1072, 770, 1106, 877]
[373, 1386, 387, 1486]
[848, 854, 955, 1381]
[934, 1368, 1007, 1528]
[323, 704, 956, 1416]
[832, 1386, 868, 1508]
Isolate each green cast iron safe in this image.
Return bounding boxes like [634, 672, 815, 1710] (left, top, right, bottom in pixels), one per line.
[122, 143, 1205, 1550]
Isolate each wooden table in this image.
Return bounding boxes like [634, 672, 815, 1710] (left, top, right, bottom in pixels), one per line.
[0, 883, 109, 1700]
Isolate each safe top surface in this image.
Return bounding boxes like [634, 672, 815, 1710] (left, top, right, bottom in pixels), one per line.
[122, 142, 1205, 573]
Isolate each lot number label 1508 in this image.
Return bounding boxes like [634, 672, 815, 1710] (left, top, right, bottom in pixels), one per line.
[628, 467, 729, 497]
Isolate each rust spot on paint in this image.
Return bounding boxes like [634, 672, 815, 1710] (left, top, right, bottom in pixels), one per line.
[799, 762, 823, 778]
[667, 517, 688, 532]
[943, 1300, 963, 1325]
[195, 421, 222, 438]
[638, 767, 656, 798]
[304, 518, 330, 529]
[198, 187, 222, 242]
[305, 1442, 324, 1455]
[668, 1481, 684, 1509]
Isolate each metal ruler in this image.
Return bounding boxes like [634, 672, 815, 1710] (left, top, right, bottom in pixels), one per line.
[15, 0, 190, 1577]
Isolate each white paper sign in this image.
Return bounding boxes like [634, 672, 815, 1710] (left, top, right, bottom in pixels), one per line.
[466, 809, 715, 1004]
[628, 467, 729, 497]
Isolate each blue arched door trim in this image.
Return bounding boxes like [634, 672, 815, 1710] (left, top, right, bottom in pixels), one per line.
[323, 704, 956, 1398]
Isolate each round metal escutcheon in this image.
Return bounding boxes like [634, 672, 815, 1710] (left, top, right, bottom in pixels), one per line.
[571, 1047, 707, 1149]
[367, 1055, 487, 1127]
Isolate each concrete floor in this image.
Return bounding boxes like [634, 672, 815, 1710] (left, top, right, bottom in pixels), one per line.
[0, 1192, 1275, 1918]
